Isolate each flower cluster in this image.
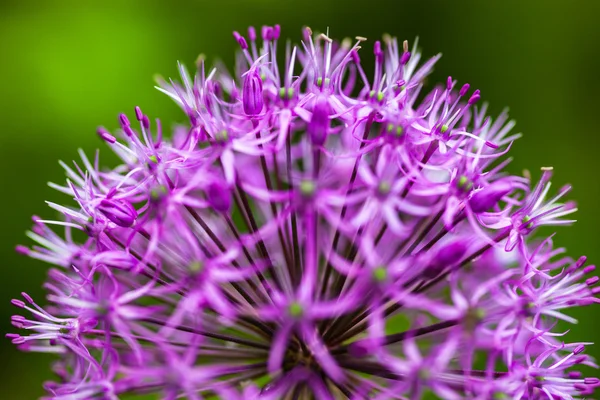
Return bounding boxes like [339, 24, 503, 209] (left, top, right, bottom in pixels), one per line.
[8, 25, 599, 399]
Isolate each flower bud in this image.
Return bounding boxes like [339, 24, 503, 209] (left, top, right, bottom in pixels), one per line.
[11, 299, 25, 308]
[233, 31, 248, 50]
[243, 69, 263, 116]
[207, 181, 232, 213]
[348, 339, 376, 358]
[262, 26, 273, 41]
[248, 26, 256, 41]
[307, 98, 330, 146]
[374, 40, 383, 61]
[468, 89, 481, 105]
[118, 113, 130, 127]
[425, 241, 468, 278]
[459, 83, 470, 96]
[583, 265, 596, 274]
[400, 51, 411, 65]
[134, 106, 144, 121]
[15, 245, 30, 256]
[97, 127, 116, 144]
[469, 180, 513, 213]
[21, 292, 34, 304]
[98, 198, 137, 227]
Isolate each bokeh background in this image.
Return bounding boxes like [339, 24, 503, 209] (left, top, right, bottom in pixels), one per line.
[1, 0, 599, 398]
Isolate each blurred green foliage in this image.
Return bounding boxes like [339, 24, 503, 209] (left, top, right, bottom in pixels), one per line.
[1, 0, 599, 398]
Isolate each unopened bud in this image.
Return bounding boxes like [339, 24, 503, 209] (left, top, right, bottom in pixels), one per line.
[98, 198, 137, 227]
[118, 113, 130, 127]
[425, 241, 468, 278]
[468, 89, 481, 105]
[400, 51, 411, 65]
[307, 98, 330, 146]
[469, 180, 513, 213]
[243, 69, 263, 116]
[459, 83, 470, 96]
[207, 181, 232, 213]
[248, 26, 256, 41]
[233, 31, 248, 50]
[97, 127, 116, 144]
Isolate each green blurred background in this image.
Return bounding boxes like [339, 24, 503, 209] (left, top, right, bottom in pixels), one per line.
[1, 0, 599, 398]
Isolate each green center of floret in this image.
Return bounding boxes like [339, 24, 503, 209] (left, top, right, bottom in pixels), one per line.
[316, 77, 331, 87]
[150, 184, 168, 201]
[288, 302, 304, 318]
[386, 123, 404, 137]
[418, 368, 431, 380]
[215, 129, 229, 142]
[189, 260, 204, 274]
[372, 266, 388, 283]
[377, 181, 391, 196]
[369, 90, 385, 102]
[299, 180, 316, 197]
[279, 87, 295, 100]
[464, 307, 486, 332]
[457, 175, 473, 191]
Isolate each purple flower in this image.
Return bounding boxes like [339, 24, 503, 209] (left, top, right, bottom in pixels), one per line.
[242, 62, 264, 116]
[9, 26, 599, 399]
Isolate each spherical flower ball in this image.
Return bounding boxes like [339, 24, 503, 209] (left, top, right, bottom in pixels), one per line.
[8, 25, 600, 399]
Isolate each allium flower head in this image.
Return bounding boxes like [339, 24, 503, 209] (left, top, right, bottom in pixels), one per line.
[9, 25, 599, 399]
